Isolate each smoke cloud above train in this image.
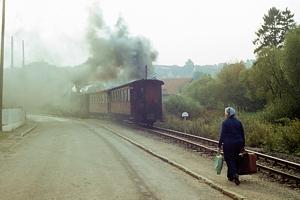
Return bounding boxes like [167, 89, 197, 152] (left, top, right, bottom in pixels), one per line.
[72, 5, 158, 88]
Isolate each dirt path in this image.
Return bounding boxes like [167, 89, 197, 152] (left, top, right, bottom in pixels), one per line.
[0, 115, 229, 200]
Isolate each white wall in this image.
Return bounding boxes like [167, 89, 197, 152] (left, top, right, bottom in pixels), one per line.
[2, 108, 26, 132]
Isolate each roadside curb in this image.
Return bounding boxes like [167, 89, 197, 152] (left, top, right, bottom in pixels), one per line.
[21, 123, 38, 137]
[101, 125, 246, 200]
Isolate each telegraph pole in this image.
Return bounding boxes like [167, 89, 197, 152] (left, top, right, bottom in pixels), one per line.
[0, 0, 6, 131]
[22, 40, 25, 67]
[10, 36, 13, 68]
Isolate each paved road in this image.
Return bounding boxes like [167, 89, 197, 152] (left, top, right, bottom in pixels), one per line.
[0, 115, 229, 200]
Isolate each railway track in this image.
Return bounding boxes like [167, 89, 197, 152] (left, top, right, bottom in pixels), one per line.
[131, 123, 300, 188]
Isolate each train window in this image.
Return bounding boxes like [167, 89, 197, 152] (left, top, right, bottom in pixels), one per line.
[128, 89, 130, 101]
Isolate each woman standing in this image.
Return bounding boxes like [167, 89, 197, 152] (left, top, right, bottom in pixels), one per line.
[218, 107, 245, 185]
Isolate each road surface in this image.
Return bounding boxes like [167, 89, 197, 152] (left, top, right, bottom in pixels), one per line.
[0, 115, 229, 200]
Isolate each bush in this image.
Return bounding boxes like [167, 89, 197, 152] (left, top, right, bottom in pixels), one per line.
[262, 97, 300, 122]
[160, 109, 300, 155]
[279, 120, 300, 154]
[164, 95, 203, 118]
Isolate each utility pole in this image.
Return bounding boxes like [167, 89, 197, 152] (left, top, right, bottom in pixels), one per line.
[145, 65, 147, 79]
[0, 0, 6, 131]
[22, 40, 25, 67]
[10, 36, 13, 68]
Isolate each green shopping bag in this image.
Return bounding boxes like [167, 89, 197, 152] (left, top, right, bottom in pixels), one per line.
[214, 153, 224, 175]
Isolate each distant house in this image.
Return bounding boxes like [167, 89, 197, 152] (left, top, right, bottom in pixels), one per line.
[161, 78, 192, 97]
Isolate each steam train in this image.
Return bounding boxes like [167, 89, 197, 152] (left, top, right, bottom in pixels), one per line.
[85, 79, 164, 125]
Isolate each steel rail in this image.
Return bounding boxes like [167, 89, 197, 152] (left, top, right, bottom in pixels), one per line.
[153, 126, 300, 171]
[145, 125, 300, 185]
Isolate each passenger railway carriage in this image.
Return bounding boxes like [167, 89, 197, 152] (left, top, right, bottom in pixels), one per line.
[87, 79, 164, 125]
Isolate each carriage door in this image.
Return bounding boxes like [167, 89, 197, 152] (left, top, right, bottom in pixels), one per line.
[131, 85, 145, 121]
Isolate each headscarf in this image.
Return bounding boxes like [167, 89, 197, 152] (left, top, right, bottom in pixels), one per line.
[225, 107, 236, 117]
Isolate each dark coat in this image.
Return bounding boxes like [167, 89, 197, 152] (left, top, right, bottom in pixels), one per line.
[218, 116, 245, 148]
[218, 116, 245, 179]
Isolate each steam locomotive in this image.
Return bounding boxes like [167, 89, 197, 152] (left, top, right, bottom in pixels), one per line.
[86, 79, 164, 125]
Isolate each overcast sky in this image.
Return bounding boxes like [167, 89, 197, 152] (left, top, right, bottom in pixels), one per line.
[3, 0, 300, 67]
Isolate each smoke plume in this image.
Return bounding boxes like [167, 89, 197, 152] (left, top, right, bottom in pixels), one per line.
[72, 6, 158, 88]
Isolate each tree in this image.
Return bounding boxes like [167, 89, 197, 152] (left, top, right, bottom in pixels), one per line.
[283, 26, 300, 99]
[252, 47, 288, 100]
[216, 63, 249, 108]
[253, 7, 296, 53]
[184, 59, 195, 69]
[184, 75, 219, 108]
[164, 95, 201, 117]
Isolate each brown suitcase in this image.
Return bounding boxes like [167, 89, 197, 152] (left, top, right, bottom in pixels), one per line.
[237, 152, 257, 175]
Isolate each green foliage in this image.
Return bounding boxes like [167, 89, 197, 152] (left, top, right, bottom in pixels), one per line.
[283, 27, 300, 100]
[183, 62, 260, 111]
[193, 71, 208, 80]
[184, 59, 195, 69]
[161, 112, 300, 155]
[253, 7, 296, 53]
[252, 47, 288, 100]
[164, 95, 202, 118]
[216, 63, 250, 108]
[160, 114, 220, 140]
[262, 97, 299, 122]
[239, 68, 266, 110]
[280, 120, 300, 154]
[184, 75, 220, 108]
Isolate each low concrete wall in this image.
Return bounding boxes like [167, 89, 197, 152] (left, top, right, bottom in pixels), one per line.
[2, 107, 26, 132]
